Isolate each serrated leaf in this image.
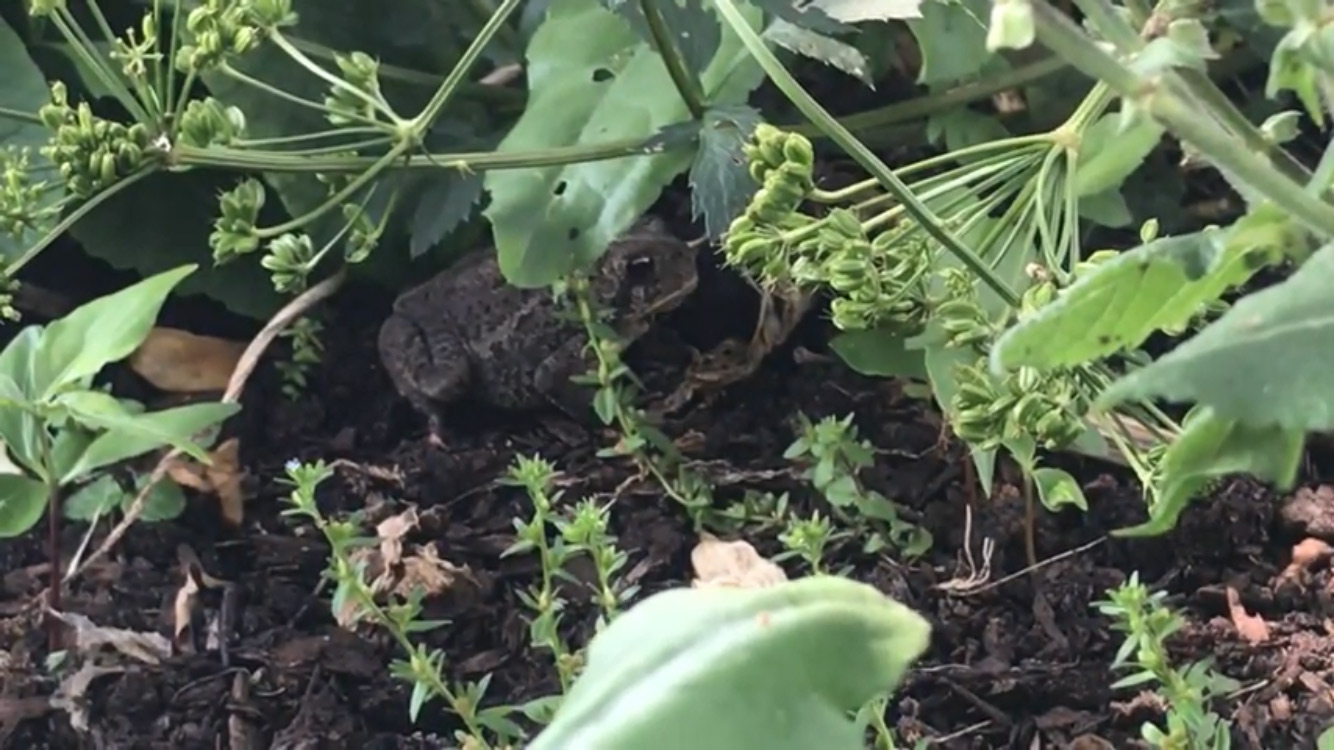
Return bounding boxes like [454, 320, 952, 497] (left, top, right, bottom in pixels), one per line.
[484, 0, 764, 287]
[1098, 242, 1334, 431]
[1113, 407, 1303, 536]
[408, 173, 485, 258]
[0, 18, 66, 263]
[762, 19, 873, 85]
[991, 210, 1296, 372]
[689, 105, 762, 237]
[747, 0, 852, 34]
[602, 0, 724, 76]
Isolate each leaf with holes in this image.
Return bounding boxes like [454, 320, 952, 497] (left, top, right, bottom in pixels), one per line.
[991, 207, 1296, 373]
[690, 104, 762, 238]
[762, 20, 872, 86]
[1098, 241, 1334, 431]
[485, 0, 764, 287]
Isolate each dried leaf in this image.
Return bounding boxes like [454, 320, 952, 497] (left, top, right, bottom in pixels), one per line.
[129, 327, 246, 393]
[1281, 537, 1334, 581]
[376, 507, 419, 567]
[1226, 586, 1270, 644]
[172, 570, 200, 645]
[164, 438, 245, 525]
[690, 533, 787, 589]
[50, 663, 124, 731]
[51, 610, 172, 664]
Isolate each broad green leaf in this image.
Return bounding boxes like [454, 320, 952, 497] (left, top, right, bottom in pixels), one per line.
[37, 266, 195, 396]
[58, 398, 240, 483]
[0, 474, 48, 537]
[762, 20, 872, 86]
[1032, 466, 1087, 511]
[1078, 188, 1132, 228]
[829, 327, 927, 379]
[64, 474, 123, 521]
[991, 209, 1296, 372]
[905, 0, 995, 86]
[0, 328, 45, 479]
[1099, 241, 1334, 431]
[1114, 407, 1303, 536]
[1073, 113, 1165, 198]
[689, 104, 762, 238]
[0, 18, 65, 263]
[484, 0, 764, 287]
[529, 576, 930, 750]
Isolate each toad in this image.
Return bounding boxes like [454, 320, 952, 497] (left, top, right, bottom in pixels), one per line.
[377, 216, 698, 441]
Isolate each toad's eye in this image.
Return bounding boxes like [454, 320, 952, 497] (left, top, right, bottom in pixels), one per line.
[627, 255, 655, 283]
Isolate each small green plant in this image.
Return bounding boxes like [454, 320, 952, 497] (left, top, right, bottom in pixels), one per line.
[280, 459, 523, 748]
[1096, 573, 1239, 749]
[0, 265, 237, 614]
[784, 413, 932, 559]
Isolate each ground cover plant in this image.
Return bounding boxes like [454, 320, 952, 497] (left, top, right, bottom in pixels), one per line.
[2, 0, 1334, 746]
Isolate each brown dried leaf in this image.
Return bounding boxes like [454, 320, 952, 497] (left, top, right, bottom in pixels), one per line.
[1226, 586, 1270, 644]
[1282, 537, 1334, 582]
[172, 571, 200, 645]
[129, 327, 246, 393]
[690, 533, 787, 589]
[164, 438, 245, 525]
[376, 507, 419, 567]
[50, 610, 172, 664]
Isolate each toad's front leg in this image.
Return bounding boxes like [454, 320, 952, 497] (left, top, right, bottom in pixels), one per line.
[378, 315, 472, 448]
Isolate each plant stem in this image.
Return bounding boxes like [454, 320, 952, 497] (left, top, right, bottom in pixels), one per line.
[267, 31, 402, 124]
[412, 0, 526, 134]
[218, 63, 390, 131]
[1031, 1, 1334, 237]
[710, 0, 1020, 306]
[639, 0, 707, 119]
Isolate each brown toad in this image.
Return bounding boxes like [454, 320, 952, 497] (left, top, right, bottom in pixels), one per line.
[377, 216, 698, 438]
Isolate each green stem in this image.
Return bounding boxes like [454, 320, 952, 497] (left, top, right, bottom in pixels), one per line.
[709, 0, 1020, 306]
[0, 107, 42, 125]
[285, 36, 525, 104]
[7, 167, 158, 277]
[1031, 1, 1334, 236]
[50, 11, 150, 124]
[218, 63, 391, 131]
[267, 31, 402, 124]
[256, 146, 408, 238]
[82, 0, 162, 118]
[233, 128, 390, 148]
[412, 0, 525, 134]
[639, 0, 707, 118]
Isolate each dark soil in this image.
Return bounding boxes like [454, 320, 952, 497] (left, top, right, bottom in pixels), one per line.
[3, 258, 1334, 750]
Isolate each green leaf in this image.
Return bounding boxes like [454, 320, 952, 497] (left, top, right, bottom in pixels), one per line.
[483, 0, 764, 287]
[0, 474, 48, 537]
[64, 474, 123, 521]
[407, 172, 485, 259]
[689, 104, 762, 238]
[746, 0, 851, 34]
[58, 397, 240, 483]
[991, 209, 1295, 372]
[1078, 188, 1132, 228]
[806, 0, 923, 22]
[829, 327, 927, 379]
[1032, 466, 1087, 511]
[0, 17, 65, 263]
[529, 576, 930, 750]
[37, 265, 195, 396]
[0, 327, 45, 479]
[905, 0, 994, 86]
[134, 475, 187, 522]
[762, 20, 872, 86]
[1073, 112, 1165, 198]
[1114, 407, 1303, 536]
[1099, 241, 1334, 431]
